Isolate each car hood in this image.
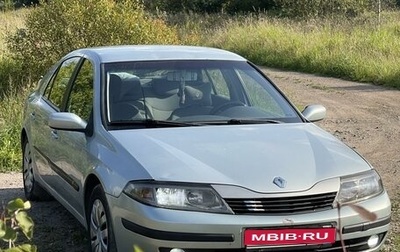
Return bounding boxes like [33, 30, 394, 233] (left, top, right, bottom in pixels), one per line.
[109, 123, 370, 193]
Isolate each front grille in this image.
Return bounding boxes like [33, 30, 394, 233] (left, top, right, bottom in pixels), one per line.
[224, 192, 337, 215]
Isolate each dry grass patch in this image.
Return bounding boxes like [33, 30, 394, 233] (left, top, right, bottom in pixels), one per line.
[0, 8, 28, 56]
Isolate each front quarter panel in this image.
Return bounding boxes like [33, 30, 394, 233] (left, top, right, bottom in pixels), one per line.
[88, 129, 153, 197]
[22, 91, 39, 141]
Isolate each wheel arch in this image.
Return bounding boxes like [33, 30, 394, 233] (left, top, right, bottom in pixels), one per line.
[83, 174, 101, 227]
[21, 128, 28, 147]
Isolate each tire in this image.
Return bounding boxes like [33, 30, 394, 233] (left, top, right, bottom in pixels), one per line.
[22, 138, 52, 201]
[87, 185, 117, 252]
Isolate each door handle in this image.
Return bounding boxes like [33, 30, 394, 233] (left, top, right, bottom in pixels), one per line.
[51, 130, 59, 140]
[30, 112, 36, 120]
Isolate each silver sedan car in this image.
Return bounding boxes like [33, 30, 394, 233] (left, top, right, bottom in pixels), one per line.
[21, 45, 391, 252]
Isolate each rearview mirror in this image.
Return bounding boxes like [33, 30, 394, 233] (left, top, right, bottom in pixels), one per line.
[167, 71, 198, 81]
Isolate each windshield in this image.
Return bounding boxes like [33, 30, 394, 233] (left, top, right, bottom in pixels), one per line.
[104, 60, 301, 126]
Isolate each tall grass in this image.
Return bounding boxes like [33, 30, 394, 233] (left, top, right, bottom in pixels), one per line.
[0, 83, 34, 172]
[0, 9, 27, 171]
[206, 12, 400, 88]
[0, 8, 27, 56]
[0, 8, 28, 95]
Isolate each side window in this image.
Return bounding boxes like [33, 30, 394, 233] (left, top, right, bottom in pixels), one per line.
[206, 69, 230, 98]
[38, 64, 58, 95]
[66, 59, 94, 122]
[43, 57, 80, 109]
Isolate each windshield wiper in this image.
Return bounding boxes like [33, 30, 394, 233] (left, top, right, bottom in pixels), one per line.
[110, 119, 204, 127]
[110, 118, 282, 128]
[189, 118, 282, 125]
[226, 118, 282, 124]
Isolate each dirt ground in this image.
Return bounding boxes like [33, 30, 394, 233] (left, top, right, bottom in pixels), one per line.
[0, 68, 399, 251]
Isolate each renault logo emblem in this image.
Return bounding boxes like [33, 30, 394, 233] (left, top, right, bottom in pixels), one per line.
[273, 176, 287, 188]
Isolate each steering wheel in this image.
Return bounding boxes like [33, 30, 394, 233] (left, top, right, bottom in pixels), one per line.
[210, 101, 245, 115]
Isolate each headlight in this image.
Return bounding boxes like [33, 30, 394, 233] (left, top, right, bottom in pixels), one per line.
[336, 170, 384, 205]
[123, 181, 232, 214]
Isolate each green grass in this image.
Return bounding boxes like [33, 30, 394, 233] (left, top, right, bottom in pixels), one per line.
[0, 8, 27, 56]
[0, 84, 33, 172]
[0, 9, 27, 172]
[206, 12, 400, 88]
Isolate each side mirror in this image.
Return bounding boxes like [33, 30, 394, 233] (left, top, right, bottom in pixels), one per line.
[48, 112, 87, 132]
[302, 104, 326, 122]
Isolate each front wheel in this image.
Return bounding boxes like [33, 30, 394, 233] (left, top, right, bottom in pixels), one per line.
[22, 138, 51, 201]
[87, 185, 117, 252]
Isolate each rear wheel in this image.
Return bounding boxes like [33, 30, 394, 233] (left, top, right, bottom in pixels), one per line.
[22, 139, 51, 201]
[87, 185, 117, 252]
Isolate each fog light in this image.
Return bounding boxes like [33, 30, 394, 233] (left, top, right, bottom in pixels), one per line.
[367, 235, 379, 248]
[170, 249, 185, 252]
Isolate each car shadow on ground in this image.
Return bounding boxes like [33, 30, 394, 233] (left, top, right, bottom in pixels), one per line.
[0, 188, 87, 251]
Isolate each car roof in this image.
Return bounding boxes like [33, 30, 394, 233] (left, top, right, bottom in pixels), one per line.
[69, 45, 247, 63]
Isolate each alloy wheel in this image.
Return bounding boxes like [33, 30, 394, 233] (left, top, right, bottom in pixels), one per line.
[90, 199, 109, 252]
[23, 142, 34, 194]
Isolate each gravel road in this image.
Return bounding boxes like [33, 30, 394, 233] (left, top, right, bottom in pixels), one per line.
[0, 68, 399, 251]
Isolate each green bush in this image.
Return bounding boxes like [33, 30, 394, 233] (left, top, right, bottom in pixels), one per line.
[7, 0, 180, 80]
[0, 57, 23, 95]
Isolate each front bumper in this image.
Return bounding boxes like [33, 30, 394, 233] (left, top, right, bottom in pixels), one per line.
[108, 191, 391, 252]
